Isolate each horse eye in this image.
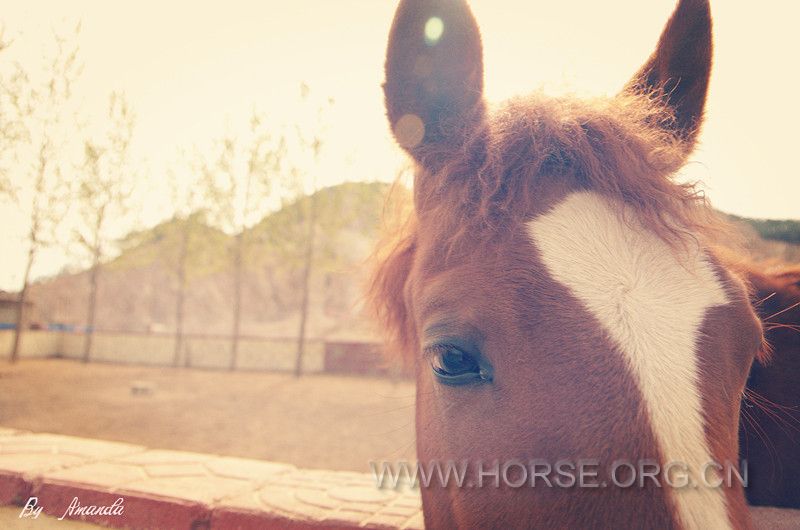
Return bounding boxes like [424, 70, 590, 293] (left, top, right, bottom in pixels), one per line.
[428, 345, 490, 385]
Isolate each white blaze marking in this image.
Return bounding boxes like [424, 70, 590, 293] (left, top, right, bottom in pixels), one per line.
[527, 191, 731, 530]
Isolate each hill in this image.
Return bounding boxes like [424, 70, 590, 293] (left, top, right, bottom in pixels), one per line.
[725, 215, 800, 264]
[732, 216, 800, 245]
[28, 181, 403, 340]
[25, 182, 799, 339]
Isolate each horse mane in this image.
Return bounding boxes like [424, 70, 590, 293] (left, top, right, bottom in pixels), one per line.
[370, 90, 732, 362]
[368, 203, 418, 366]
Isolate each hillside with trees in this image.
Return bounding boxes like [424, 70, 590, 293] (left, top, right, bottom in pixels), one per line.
[27, 181, 404, 341]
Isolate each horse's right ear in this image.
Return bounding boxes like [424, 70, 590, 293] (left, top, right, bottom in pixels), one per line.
[384, 0, 485, 171]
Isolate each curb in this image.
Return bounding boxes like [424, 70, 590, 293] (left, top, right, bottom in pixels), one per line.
[0, 429, 422, 529]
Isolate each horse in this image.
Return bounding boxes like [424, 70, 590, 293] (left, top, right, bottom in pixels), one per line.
[739, 265, 800, 509]
[370, 0, 772, 527]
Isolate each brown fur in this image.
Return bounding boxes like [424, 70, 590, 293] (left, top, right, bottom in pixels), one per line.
[626, 0, 713, 139]
[372, 0, 764, 528]
[738, 266, 800, 509]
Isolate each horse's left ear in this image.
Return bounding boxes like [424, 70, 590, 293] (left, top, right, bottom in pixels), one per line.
[624, 0, 712, 148]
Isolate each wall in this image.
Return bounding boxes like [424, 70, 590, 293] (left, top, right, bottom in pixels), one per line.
[0, 329, 327, 373]
[0, 330, 62, 358]
[325, 341, 394, 376]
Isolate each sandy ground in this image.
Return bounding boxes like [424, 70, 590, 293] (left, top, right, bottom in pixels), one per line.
[0, 359, 416, 473]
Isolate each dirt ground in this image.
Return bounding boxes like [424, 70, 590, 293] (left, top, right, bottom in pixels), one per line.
[0, 359, 416, 473]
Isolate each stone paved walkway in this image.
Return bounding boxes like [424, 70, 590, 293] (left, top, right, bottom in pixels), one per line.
[4, 427, 799, 529]
[0, 428, 422, 529]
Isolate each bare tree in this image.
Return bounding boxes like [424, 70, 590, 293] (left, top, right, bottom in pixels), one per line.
[173, 218, 190, 366]
[199, 111, 284, 370]
[165, 164, 209, 367]
[0, 26, 16, 198]
[293, 87, 332, 377]
[74, 92, 135, 362]
[0, 26, 82, 362]
[171, 210, 200, 367]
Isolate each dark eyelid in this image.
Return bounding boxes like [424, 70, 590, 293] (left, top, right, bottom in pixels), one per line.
[422, 338, 481, 362]
[422, 321, 484, 356]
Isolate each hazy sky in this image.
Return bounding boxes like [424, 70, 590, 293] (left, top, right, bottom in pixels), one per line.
[1, 0, 798, 290]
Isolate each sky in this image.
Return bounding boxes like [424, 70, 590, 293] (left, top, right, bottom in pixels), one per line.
[0, 0, 798, 291]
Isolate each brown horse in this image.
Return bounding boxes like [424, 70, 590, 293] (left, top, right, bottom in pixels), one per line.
[371, 0, 769, 528]
[740, 265, 800, 509]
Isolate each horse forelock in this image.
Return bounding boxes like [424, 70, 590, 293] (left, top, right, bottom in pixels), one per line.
[412, 91, 726, 254]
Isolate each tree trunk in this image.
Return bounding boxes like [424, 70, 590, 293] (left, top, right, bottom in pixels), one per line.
[173, 220, 189, 367]
[230, 232, 243, 370]
[82, 258, 100, 363]
[294, 193, 318, 377]
[9, 244, 36, 363]
[264, 266, 286, 314]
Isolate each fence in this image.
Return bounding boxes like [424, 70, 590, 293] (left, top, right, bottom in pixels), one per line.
[0, 330, 409, 377]
[0, 329, 392, 375]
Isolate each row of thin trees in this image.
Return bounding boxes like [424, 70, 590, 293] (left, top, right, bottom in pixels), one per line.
[0, 27, 327, 375]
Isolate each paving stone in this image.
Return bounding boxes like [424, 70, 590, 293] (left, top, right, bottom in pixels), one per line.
[122, 474, 252, 504]
[0, 453, 87, 474]
[204, 456, 294, 481]
[402, 511, 426, 530]
[263, 475, 331, 491]
[362, 512, 416, 530]
[328, 485, 396, 504]
[323, 507, 370, 526]
[215, 490, 266, 512]
[256, 483, 331, 521]
[294, 488, 342, 510]
[110, 449, 213, 465]
[44, 462, 147, 489]
[377, 504, 421, 518]
[143, 462, 208, 478]
[297, 469, 367, 485]
[336, 502, 381, 514]
[393, 494, 423, 509]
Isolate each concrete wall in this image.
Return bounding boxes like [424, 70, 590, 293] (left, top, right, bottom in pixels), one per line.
[0, 330, 62, 359]
[0, 330, 326, 373]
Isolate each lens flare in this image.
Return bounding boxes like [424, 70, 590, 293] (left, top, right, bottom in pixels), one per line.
[424, 17, 444, 46]
[394, 114, 425, 149]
